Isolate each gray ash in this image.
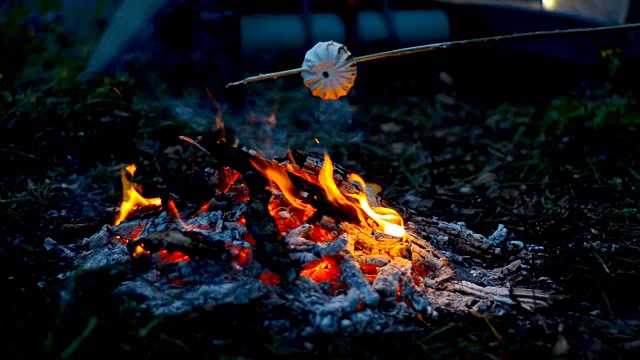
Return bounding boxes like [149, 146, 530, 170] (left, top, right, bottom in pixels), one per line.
[47, 158, 558, 339]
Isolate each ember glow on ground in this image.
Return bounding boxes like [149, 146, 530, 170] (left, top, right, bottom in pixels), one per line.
[114, 151, 407, 288]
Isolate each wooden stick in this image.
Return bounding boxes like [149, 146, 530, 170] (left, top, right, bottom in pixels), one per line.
[226, 68, 306, 87]
[226, 22, 640, 88]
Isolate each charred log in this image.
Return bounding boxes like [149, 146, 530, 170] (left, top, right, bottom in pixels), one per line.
[244, 172, 300, 283]
[277, 149, 364, 195]
[127, 229, 230, 261]
[187, 139, 367, 225]
[48, 139, 558, 339]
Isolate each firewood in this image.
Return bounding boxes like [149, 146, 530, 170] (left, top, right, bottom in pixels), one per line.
[45, 140, 558, 342]
[127, 229, 230, 261]
[244, 172, 300, 283]
[184, 137, 365, 225]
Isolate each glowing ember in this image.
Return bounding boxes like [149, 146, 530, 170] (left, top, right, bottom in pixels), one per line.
[243, 231, 256, 246]
[233, 246, 252, 267]
[198, 202, 210, 213]
[360, 264, 380, 281]
[300, 256, 341, 290]
[114, 225, 145, 244]
[114, 164, 162, 226]
[219, 166, 242, 193]
[259, 272, 280, 286]
[268, 197, 311, 234]
[167, 198, 189, 230]
[318, 154, 405, 238]
[310, 226, 335, 242]
[205, 87, 226, 137]
[132, 244, 147, 257]
[159, 249, 190, 264]
[317, 155, 366, 225]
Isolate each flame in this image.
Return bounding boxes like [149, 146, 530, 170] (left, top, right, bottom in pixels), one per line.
[167, 198, 189, 230]
[219, 167, 242, 193]
[319, 154, 405, 237]
[233, 246, 252, 267]
[132, 245, 147, 257]
[114, 164, 162, 226]
[249, 159, 315, 217]
[125, 164, 136, 175]
[345, 173, 405, 237]
[249, 153, 405, 237]
[270, 202, 306, 234]
[206, 87, 225, 136]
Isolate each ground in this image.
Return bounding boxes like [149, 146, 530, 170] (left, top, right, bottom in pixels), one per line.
[2, 6, 640, 360]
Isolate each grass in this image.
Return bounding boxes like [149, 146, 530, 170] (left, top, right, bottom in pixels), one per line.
[3, 3, 640, 359]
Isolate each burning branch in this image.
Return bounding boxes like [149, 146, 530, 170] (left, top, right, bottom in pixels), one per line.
[243, 171, 299, 283]
[181, 136, 405, 238]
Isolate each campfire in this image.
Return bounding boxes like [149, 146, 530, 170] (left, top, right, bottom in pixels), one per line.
[50, 133, 554, 336]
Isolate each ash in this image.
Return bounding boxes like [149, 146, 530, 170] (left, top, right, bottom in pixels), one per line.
[48, 193, 557, 338]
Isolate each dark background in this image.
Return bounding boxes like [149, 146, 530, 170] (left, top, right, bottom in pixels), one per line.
[2, 1, 640, 358]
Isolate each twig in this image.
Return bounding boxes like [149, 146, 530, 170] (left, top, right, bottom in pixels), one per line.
[178, 135, 212, 156]
[226, 22, 640, 88]
[226, 68, 306, 87]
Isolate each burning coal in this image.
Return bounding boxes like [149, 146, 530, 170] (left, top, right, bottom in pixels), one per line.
[113, 149, 407, 287]
[48, 141, 553, 338]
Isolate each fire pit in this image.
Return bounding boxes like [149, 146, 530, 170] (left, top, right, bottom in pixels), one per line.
[47, 133, 555, 339]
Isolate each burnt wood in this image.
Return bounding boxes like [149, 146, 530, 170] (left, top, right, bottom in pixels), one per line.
[197, 139, 366, 225]
[244, 172, 300, 283]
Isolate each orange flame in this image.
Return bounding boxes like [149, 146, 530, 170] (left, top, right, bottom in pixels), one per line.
[167, 198, 190, 230]
[206, 87, 225, 133]
[249, 159, 315, 217]
[319, 154, 405, 238]
[249, 153, 405, 238]
[132, 245, 147, 257]
[114, 164, 162, 226]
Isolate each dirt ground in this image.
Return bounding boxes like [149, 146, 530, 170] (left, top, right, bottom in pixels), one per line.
[2, 7, 640, 359]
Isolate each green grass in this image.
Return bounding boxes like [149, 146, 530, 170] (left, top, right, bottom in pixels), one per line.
[3, 3, 640, 359]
